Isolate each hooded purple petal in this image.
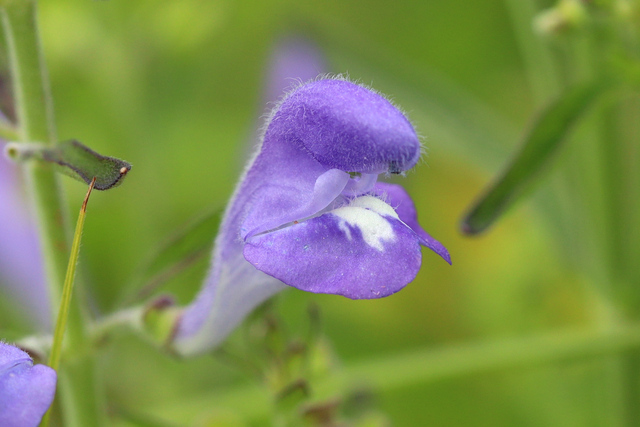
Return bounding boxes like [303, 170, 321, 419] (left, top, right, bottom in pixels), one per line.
[242, 79, 421, 237]
[0, 342, 56, 427]
[269, 79, 421, 174]
[174, 77, 446, 355]
[0, 144, 51, 330]
[373, 182, 451, 264]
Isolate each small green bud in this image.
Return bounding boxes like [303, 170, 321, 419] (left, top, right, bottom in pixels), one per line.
[534, 0, 589, 36]
[141, 296, 182, 349]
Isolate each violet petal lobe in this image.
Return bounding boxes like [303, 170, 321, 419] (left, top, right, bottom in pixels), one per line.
[0, 342, 56, 427]
[241, 166, 350, 239]
[373, 182, 451, 264]
[244, 195, 422, 299]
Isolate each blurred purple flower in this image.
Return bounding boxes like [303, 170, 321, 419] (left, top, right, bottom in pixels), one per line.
[262, 37, 326, 105]
[174, 78, 450, 355]
[0, 144, 50, 330]
[0, 342, 56, 427]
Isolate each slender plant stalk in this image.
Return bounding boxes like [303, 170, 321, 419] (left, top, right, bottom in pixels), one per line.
[0, 118, 19, 140]
[504, 1, 636, 424]
[589, 19, 640, 427]
[148, 325, 640, 424]
[47, 178, 96, 372]
[603, 101, 639, 427]
[1, 1, 105, 425]
[42, 178, 96, 427]
[1, 0, 84, 345]
[502, 0, 561, 105]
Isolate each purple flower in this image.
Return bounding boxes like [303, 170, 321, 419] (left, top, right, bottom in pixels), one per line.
[0, 144, 51, 330]
[262, 37, 326, 105]
[0, 342, 56, 427]
[174, 78, 450, 355]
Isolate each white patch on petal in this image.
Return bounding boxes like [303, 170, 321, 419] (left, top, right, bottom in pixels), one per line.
[337, 219, 353, 241]
[332, 196, 397, 251]
[348, 195, 399, 219]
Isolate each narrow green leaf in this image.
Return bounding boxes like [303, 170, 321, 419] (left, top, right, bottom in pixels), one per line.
[461, 81, 606, 235]
[47, 178, 96, 373]
[123, 207, 223, 304]
[5, 139, 131, 190]
[43, 178, 97, 427]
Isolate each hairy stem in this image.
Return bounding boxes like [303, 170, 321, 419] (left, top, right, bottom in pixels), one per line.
[1, 1, 105, 425]
[1, 0, 83, 343]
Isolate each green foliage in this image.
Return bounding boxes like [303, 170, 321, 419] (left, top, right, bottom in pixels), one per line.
[461, 80, 606, 235]
[1, 0, 640, 426]
[123, 207, 222, 306]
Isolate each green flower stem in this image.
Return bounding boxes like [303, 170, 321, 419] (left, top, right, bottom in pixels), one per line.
[1, 1, 105, 426]
[0, 118, 19, 140]
[1, 0, 84, 346]
[503, 0, 561, 105]
[89, 306, 145, 344]
[326, 325, 640, 392]
[602, 102, 639, 427]
[148, 325, 640, 424]
[600, 103, 634, 306]
[503, 2, 636, 424]
[589, 21, 640, 427]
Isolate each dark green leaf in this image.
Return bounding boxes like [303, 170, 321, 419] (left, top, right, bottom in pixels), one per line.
[5, 139, 131, 190]
[44, 139, 131, 190]
[123, 207, 223, 305]
[461, 81, 606, 235]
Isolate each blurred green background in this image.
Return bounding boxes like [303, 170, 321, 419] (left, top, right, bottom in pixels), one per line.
[6, 0, 640, 425]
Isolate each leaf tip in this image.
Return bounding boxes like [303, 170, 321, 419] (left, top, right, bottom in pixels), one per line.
[459, 213, 488, 236]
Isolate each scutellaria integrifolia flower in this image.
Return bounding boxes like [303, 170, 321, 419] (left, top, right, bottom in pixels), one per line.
[0, 342, 56, 427]
[174, 78, 450, 355]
